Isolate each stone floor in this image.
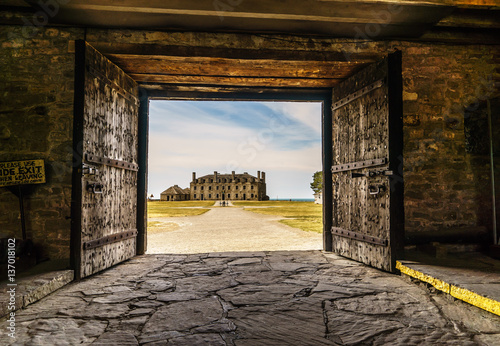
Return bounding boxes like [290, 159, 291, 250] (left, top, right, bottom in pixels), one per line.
[2, 251, 500, 345]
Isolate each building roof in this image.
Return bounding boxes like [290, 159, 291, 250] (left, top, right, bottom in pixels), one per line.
[197, 172, 259, 180]
[160, 185, 189, 195]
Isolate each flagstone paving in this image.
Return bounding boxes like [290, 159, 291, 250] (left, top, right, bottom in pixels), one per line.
[2, 251, 500, 345]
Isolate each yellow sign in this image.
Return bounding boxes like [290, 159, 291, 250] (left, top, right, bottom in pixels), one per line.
[0, 159, 46, 187]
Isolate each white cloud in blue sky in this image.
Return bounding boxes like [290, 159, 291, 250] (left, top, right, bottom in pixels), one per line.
[148, 100, 322, 199]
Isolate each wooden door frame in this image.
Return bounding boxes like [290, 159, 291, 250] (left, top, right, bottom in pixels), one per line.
[136, 89, 149, 255]
[139, 89, 333, 253]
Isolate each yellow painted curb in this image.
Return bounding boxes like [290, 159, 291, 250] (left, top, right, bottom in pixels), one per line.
[451, 285, 500, 316]
[396, 261, 450, 293]
[396, 261, 500, 317]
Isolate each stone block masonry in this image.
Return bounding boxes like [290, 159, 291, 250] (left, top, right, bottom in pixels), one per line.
[399, 42, 500, 236]
[0, 26, 84, 260]
[0, 23, 499, 263]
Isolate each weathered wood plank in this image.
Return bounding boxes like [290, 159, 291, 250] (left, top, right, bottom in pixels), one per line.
[107, 55, 369, 79]
[131, 73, 341, 88]
[91, 42, 381, 63]
[78, 42, 139, 279]
[330, 53, 403, 272]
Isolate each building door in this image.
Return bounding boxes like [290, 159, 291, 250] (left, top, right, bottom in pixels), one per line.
[328, 52, 404, 272]
[71, 41, 140, 279]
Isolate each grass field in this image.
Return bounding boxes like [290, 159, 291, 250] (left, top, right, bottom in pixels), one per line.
[147, 200, 323, 234]
[147, 201, 213, 218]
[233, 201, 323, 233]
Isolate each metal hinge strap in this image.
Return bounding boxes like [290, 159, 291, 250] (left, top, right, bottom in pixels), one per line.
[332, 79, 384, 111]
[331, 227, 387, 246]
[332, 158, 387, 173]
[85, 153, 139, 172]
[83, 229, 138, 250]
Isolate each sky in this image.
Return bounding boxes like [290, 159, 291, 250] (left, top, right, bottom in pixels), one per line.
[148, 100, 322, 199]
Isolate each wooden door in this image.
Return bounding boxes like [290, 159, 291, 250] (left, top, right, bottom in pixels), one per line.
[329, 51, 404, 272]
[71, 41, 140, 279]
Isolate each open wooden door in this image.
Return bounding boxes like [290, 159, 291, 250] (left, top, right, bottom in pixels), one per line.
[329, 51, 404, 272]
[71, 41, 140, 279]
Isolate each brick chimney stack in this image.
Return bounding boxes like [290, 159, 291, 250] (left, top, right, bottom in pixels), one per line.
[214, 171, 218, 182]
[192, 172, 196, 182]
[257, 171, 261, 181]
[232, 171, 235, 181]
[262, 171, 266, 182]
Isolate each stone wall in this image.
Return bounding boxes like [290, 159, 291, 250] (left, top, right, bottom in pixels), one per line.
[398, 43, 499, 237]
[0, 26, 83, 260]
[0, 23, 498, 261]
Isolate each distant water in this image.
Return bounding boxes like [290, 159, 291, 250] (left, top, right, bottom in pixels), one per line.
[271, 198, 314, 202]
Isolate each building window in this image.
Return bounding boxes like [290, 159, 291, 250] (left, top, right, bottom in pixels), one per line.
[194, 194, 197, 198]
[209, 186, 212, 190]
[228, 194, 231, 198]
[235, 194, 238, 198]
[194, 186, 197, 190]
[216, 186, 219, 190]
[243, 186, 246, 189]
[201, 186, 204, 190]
[216, 194, 219, 198]
[251, 185, 254, 189]
[236, 186, 239, 190]
[210, 179, 213, 183]
[251, 194, 254, 198]
[209, 194, 212, 198]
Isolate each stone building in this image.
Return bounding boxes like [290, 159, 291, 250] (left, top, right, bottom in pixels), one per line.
[160, 185, 190, 202]
[190, 171, 268, 201]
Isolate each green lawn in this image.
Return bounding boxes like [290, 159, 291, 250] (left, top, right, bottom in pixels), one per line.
[147, 200, 213, 218]
[233, 201, 323, 233]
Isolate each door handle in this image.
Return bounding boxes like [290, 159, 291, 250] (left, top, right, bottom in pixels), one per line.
[87, 183, 103, 194]
[368, 184, 386, 195]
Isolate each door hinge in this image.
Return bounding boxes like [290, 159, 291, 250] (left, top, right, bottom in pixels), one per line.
[332, 158, 387, 173]
[331, 227, 388, 246]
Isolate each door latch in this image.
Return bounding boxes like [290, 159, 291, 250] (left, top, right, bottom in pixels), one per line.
[351, 170, 393, 178]
[87, 183, 103, 194]
[82, 164, 99, 176]
[368, 184, 386, 195]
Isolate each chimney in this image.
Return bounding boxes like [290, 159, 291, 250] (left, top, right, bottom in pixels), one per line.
[192, 172, 196, 182]
[262, 172, 266, 182]
[232, 171, 235, 181]
[257, 171, 261, 180]
[214, 171, 218, 182]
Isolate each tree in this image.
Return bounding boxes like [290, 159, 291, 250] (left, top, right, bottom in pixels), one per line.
[310, 171, 323, 194]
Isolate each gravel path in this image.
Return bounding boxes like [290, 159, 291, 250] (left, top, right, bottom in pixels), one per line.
[147, 206, 322, 254]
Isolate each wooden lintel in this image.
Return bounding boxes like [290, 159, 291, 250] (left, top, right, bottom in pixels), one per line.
[130, 74, 341, 88]
[91, 42, 381, 63]
[107, 55, 370, 80]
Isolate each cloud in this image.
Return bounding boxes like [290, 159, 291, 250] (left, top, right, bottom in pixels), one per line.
[148, 100, 322, 198]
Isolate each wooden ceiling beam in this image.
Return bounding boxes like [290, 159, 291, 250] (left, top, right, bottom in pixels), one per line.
[130, 74, 340, 88]
[41, 0, 455, 24]
[92, 43, 381, 63]
[107, 55, 369, 79]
